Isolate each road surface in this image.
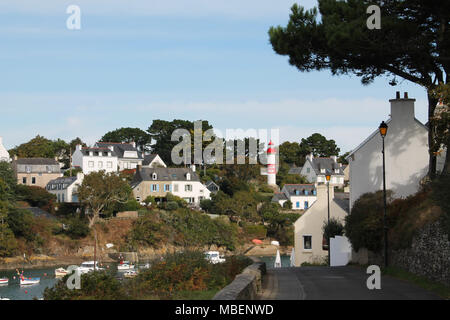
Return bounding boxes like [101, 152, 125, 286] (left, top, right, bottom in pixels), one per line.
[257, 266, 441, 300]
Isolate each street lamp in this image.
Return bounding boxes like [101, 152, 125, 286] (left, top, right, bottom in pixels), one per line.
[379, 121, 388, 268]
[325, 171, 331, 266]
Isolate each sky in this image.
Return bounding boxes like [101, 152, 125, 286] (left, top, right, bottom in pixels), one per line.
[0, 0, 429, 154]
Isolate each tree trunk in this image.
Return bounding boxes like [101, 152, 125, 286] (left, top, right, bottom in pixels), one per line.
[88, 212, 98, 228]
[427, 91, 438, 180]
[442, 144, 450, 175]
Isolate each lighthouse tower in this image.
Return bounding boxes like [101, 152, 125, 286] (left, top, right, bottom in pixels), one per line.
[267, 140, 277, 186]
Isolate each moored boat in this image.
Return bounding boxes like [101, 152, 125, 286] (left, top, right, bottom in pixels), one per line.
[0, 278, 8, 285]
[20, 277, 40, 286]
[55, 268, 68, 277]
[123, 270, 138, 278]
[77, 261, 105, 274]
[117, 262, 135, 271]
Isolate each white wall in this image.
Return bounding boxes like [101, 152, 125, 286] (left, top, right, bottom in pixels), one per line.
[289, 195, 317, 210]
[171, 181, 211, 204]
[348, 98, 429, 211]
[330, 236, 352, 267]
[0, 137, 10, 162]
[72, 148, 118, 174]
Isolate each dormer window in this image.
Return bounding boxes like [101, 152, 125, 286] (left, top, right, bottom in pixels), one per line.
[89, 151, 93, 156]
[108, 152, 111, 157]
[335, 169, 339, 173]
[294, 189, 299, 195]
[152, 173, 157, 180]
[320, 168, 326, 173]
[186, 173, 191, 181]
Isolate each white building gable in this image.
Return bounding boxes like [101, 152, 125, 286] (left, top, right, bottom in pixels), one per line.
[347, 92, 431, 211]
[0, 137, 10, 162]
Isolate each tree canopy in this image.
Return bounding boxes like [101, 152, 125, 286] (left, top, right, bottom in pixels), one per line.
[300, 133, 340, 157]
[269, 0, 450, 177]
[100, 127, 151, 151]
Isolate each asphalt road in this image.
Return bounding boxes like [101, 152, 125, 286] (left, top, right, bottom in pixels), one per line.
[258, 266, 441, 300]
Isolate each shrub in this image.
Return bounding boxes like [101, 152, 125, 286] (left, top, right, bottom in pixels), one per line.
[322, 217, 345, 241]
[6, 208, 36, 242]
[431, 173, 450, 238]
[345, 190, 393, 252]
[15, 185, 56, 210]
[200, 199, 213, 212]
[66, 218, 90, 239]
[166, 201, 179, 211]
[283, 200, 293, 209]
[258, 185, 274, 193]
[243, 224, 267, 239]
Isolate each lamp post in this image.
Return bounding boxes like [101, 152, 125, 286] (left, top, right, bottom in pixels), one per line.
[325, 172, 331, 266]
[379, 121, 388, 268]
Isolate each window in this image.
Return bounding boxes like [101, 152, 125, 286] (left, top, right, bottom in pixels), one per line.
[88, 161, 94, 168]
[123, 162, 129, 169]
[186, 173, 191, 181]
[22, 177, 27, 184]
[320, 168, 326, 173]
[174, 184, 179, 192]
[296, 202, 300, 208]
[107, 161, 112, 168]
[164, 184, 170, 192]
[57, 194, 60, 202]
[304, 201, 309, 209]
[152, 173, 157, 180]
[185, 184, 192, 192]
[62, 194, 65, 202]
[32, 177, 36, 185]
[335, 169, 339, 173]
[306, 168, 310, 173]
[25, 166, 31, 173]
[294, 189, 299, 195]
[303, 236, 312, 250]
[98, 161, 103, 168]
[46, 166, 52, 173]
[151, 184, 159, 192]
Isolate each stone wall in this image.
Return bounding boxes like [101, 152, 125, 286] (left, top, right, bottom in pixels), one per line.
[391, 220, 450, 286]
[352, 220, 450, 287]
[213, 261, 266, 300]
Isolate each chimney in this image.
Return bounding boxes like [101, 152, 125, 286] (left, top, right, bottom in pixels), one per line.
[108, 145, 114, 151]
[131, 141, 136, 148]
[389, 91, 415, 122]
[191, 164, 196, 172]
[76, 172, 84, 181]
[330, 155, 337, 163]
[306, 153, 314, 162]
[76, 144, 82, 151]
[136, 164, 142, 172]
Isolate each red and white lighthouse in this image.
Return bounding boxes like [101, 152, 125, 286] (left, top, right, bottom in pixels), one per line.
[267, 140, 276, 185]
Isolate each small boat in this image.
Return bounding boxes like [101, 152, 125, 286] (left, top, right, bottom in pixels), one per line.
[0, 278, 8, 285]
[117, 262, 135, 271]
[0, 297, 10, 300]
[123, 270, 138, 278]
[20, 277, 40, 286]
[77, 261, 104, 274]
[204, 251, 226, 264]
[55, 268, 68, 277]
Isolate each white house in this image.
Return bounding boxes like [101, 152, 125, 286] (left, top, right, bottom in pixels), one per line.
[346, 92, 445, 211]
[0, 137, 10, 162]
[95, 142, 144, 171]
[293, 184, 349, 266]
[46, 172, 84, 203]
[72, 145, 118, 174]
[142, 154, 167, 168]
[131, 167, 211, 206]
[300, 154, 345, 186]
[272, 184, 317, 210]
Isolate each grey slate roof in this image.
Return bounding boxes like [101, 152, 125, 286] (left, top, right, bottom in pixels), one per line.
[132, 167, 200, 186]
[14, 158, 59, 165]
[46, 176, 77, 190]
[282, 184, 316, 196]
[13, 158, 61, 173]
[310, 158, 344, 175]
[142, 154, 158, 165]
[334, 198, 350, 213]
[288, 166, 303, 175]
[271, 192, 288, 202]
[81, 147, 117, 157]
[205, 180, 219, 192]
[96, 142, 143, 159]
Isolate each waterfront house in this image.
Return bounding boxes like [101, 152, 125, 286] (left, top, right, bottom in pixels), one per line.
[12, 157, 62, 188]
[300, 154, 345, 186]
[95, 141, 144, 171]
[72, 145, 118, 174]
[271, 184, 317, 210]
[46, 172, 84, 203]
[142, 154, 167, 168]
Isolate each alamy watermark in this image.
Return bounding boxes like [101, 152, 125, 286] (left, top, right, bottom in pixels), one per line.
[366, 5, 381, 30]
[366, 265, 381, 290]
[66, 5, 81, 30]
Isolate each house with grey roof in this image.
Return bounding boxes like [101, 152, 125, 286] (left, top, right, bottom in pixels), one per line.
[72, 144, 118, 174]
[300, 154, 345, 186]
[272, 184, 317, 210]
[131, 166, 211, 206]
[46, 172, 84, 203]
[95, 142, 145, 171]
[142, 154, 166, 168]
[12, 157, 62, 188]
[205, 180, 220, 194]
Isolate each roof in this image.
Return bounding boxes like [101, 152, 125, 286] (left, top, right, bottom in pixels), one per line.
[334, 198, 350, 213]
[308, 158, 344, 176]
[142, 154, 158, 165]
[47, 176, 78, 189]
[80, 147, 118, 157]
[271, 192, 288, 202]
[14, 158, 59, 165]
[288, 166, 303, 175]
[282, 184, 316, 196]
[96, 142, 143, 159]
[132, 167, 200, 186]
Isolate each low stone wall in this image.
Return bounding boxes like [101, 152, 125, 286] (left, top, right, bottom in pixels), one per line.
[352, 220, 450, 287]
[391, 220, 450, 286]
[213, 261, 266, 300]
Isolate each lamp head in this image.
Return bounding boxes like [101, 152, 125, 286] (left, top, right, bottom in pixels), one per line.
[379, 121, 388, 137]
[325, 171, 331, 182]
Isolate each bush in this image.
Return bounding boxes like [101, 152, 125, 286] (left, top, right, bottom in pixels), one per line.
[258, 185, 274, 193]
[200, 199, 213, 212]
[431, 173, 450, 238]
[283, 200, 293, 209]
[166, 201, 179, 211]
[345, 191, 393, 252]
[66, 218, 90, 239]
[15, 185, 56, 210]
[243, 224, 267, 239]
[322, 217, 345, 242]
[6, 208, 36, 242]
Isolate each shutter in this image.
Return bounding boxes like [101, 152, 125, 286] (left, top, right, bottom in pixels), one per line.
[157, 184, 159, 192]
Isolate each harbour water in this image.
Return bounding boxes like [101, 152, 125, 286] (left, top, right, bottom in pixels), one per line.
[0, 262, 149, 300]
[256, 255, 291, 269]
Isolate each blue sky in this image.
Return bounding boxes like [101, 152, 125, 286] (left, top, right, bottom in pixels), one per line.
[0, 0, 428, 153]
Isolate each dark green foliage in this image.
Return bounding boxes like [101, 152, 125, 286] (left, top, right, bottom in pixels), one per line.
[200, 199, 213, 212]
[243, 224, 267, 239]
[300, 133, 340, 157]
[166, 201, 179, 211]
[44, 271, 127, 300]
[0, 162, 17, 198]
[6, 208, 35, 242]
[16, 185, 56, 209]
[322, 217, 345, 242]
[431, 173, 450, 237]
[100, 127, 151, 151]
[345, 191, 393, 252]
[65, 218, 90, 239]
[283, 200, 293, 209]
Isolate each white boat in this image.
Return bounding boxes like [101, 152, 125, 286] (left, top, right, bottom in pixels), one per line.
[204, 251, 226, 264]
[0, 278, 8, 285]
[123, 270, 138, 278]
[55, 268, 68, 277]
[117, 262, 135, 271]
[274, 249, 282, 268]
[77, 261, 104, 274]
[0, 297, 10, 300]
[20, 277, 40, 285]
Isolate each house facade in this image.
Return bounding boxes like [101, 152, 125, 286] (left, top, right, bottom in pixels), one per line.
[0, 137, 10, 162]
[131, 167, 211, 205]
[95, 142, 144, 171]
[293, 184, 349, 266]
[300, 154, 345, 186]
[12, 157, 62, 188]
[142, 154, 167, 168]
[46, 172, 84, 203]
[205, 180, 220, 194]
[346, 92, 445, 211]
[72, 145, 118, 174]
[272, 184, 317, 210]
